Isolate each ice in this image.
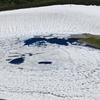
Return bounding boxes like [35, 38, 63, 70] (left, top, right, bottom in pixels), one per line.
[0, 36, 100, 100]
[0, 4, 100, 100]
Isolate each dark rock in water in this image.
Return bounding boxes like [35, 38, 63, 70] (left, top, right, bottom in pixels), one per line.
[9, 57, 24, 65]
[38, 61, 52, 64]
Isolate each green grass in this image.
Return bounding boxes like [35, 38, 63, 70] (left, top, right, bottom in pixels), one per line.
[0, 0, 100, 11]
[78, 34, 100, 48]
[0, 1, 57, 11]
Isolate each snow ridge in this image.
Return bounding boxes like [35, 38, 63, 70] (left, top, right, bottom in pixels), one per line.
[0, 5, 100, 38]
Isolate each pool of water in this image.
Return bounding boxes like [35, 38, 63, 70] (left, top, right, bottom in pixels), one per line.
[38, 61, 52, 64]
[7, 37, 100, 65]
[24, 38, 78, 46]
[9, 57, 25, 65]
[24, 37, 100, 50]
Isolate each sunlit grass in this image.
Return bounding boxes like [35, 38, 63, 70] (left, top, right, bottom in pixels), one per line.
[78, 34, 100, 48]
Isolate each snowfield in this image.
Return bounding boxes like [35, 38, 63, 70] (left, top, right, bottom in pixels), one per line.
[0, 4, 100, 100]
[0, 5, 100, 37]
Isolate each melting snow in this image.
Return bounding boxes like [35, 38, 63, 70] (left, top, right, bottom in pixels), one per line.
[0, 4, 100, 100]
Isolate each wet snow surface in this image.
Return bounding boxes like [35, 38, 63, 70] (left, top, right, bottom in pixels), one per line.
[0, 4, 100, 100]
[0, 36, 100, 100]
